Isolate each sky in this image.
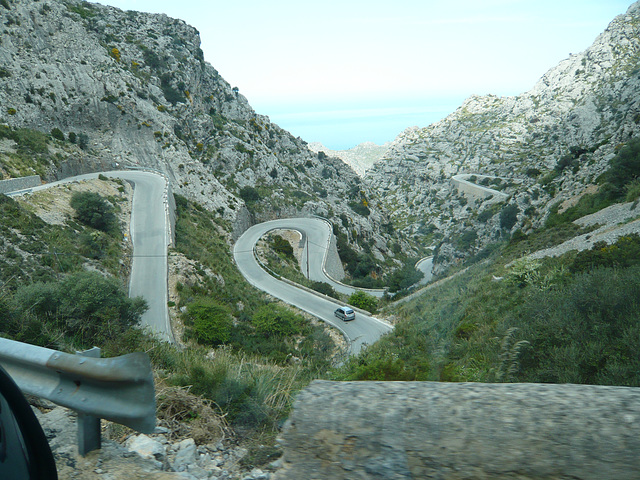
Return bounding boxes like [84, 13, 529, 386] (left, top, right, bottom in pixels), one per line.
[98, 1, 636, 149]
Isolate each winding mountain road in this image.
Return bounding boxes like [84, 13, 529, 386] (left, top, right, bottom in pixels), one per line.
[10, 171, 174, 342]
[233, 218, 393, 355]
[13, 174, 395, 352]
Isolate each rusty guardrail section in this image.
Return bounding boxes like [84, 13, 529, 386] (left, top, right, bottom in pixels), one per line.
[0, 337, 155, 454]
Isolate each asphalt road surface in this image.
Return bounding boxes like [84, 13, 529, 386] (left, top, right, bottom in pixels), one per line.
[233, 218, 393, 355]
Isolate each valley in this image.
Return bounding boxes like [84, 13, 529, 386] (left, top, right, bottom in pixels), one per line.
[1, 0, 640, 478]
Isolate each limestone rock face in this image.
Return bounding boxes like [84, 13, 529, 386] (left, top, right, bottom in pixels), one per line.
[0, 0, 404, 256]
[363, 1, 640, 273]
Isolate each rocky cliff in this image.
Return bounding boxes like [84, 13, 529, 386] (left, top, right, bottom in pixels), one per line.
[364, 1, 640, 273]
[0, 0, 408, 260]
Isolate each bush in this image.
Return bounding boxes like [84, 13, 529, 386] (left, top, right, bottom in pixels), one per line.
[500, 204, 519, 230]
[349, 200, 370, 217]
[252, 304, 302, 338]
[569, 235, 640, 273]
[606, 138, 640, 195]
[187, 298, 232, 345]
[386, 261, 423, 293]
[509, 266, 640, 386]
[239, 186, 260, 203]
[51, 128, 64, 141]
[159, 73, 186, 105]
[310, 281, 338, 298]
[271, 235, 293, 258]
[78, 133, 89, 150]
[12, 271, 147, 347]
[70, 191, 118, 233]
[14, 128, 48, 153]
[348, 291, 377, 313]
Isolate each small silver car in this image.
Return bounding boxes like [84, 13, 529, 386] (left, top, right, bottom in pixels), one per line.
[334, 306, 355, 321]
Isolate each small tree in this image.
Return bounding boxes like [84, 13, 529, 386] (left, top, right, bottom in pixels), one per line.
[500, 204, 519, 231]
[271, 235, 294, 258]
[78, 133, 89, 150]
[70, 191, 117, 233]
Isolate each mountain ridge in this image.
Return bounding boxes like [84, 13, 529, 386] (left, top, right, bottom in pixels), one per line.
[0, 0, 410, 263]
[363, 0, 640, 273]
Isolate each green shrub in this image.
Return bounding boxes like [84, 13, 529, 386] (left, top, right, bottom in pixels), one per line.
[349, 200, 370, 217]
[310, 281, 338, 298]
[252, 304, 302, 338]
[14, 128, 48, 153]
[348, 291, 377, 313]
[11, 271, 147, 347]
[187, 298, 232, 345]
[51, 127, 64, 141]
[332, 322, 431, 381]
[509, 266, 640, 386]
[606, 138, 640, 195]
[569, 235, 640, 273]
[239, 186, 260, 203]
[500, 204, 519, 230]
[67, 3, 96, 19]
[70, 191, 118, 233]
[625, 180, 640, 202]
[78, 133, 89, 150]
[271, 235, 294, 258]
[160, 73, 186, 105]
[386, 261, 423, 293]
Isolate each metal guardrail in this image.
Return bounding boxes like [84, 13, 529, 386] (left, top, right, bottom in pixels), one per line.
[0, 337, 155, 454]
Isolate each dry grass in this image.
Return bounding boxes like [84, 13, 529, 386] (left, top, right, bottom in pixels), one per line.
[155, 379, 231, 445]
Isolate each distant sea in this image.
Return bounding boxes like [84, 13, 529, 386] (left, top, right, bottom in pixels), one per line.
[254, 96, 467, 151]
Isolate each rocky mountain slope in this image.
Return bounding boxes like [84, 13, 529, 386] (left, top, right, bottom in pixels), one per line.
[308, 141, 391, 177]
[0, 0, 410, 262]
[364, 1, 640, 272]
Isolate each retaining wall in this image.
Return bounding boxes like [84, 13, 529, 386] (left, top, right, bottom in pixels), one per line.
[0, 175, 41, 194]
[451, 174, 510, 202]
[323, 231, 345, 281]
[274, 380, 640, 480]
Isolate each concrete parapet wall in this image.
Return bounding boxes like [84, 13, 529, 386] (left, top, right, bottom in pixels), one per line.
[274, 380, 640, 480]
[0, 175, 41, 194]
[451, 174, 509, 202]
[323, 231, 345, 281]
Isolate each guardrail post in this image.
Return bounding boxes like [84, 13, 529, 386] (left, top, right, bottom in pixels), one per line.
[76, 347, 101, 456]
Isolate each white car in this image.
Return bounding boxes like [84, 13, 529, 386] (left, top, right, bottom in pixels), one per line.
[334, 306, 355, 321]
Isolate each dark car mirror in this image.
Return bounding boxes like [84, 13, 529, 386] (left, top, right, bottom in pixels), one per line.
[0, 365, 57, 479]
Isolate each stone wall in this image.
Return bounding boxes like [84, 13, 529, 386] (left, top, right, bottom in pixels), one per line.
[323, 231, 345, 281]
[0, 175, 41, 194]
[274, 380, 640, 480]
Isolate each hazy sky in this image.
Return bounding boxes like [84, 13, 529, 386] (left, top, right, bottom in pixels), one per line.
[98, 1, 635, 149]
